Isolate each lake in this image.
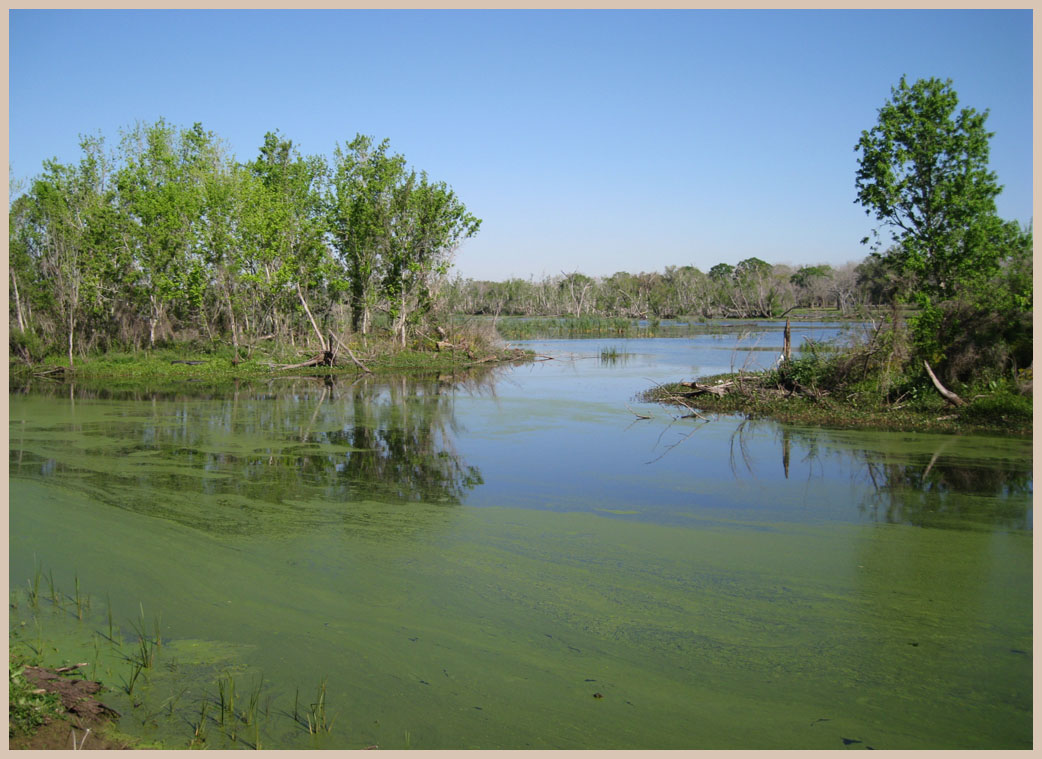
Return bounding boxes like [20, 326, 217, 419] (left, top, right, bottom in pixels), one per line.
[8, 324, 1032, 749]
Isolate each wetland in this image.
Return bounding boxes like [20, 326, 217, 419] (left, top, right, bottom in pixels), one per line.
[9, 321, 1032, 749]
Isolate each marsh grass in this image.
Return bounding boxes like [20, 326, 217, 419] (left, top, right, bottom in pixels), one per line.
[189, 698, 210, 748]
[128, 604, 159, 669]
[295, 677, 334, 735]
[46, 569, 60, 609]
[217, 672, 238, 738]
[10, 568, 333, 749]
[14, 330, 531, 388]
[70, 574, 90, 621]
[27, 559, 42, 610]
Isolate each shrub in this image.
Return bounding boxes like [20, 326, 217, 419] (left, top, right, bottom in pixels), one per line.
[961, 391, 1033, 426]
[9, 329, 48, 365]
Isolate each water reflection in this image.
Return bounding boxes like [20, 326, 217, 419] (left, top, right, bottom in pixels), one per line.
[9, 369, 505, 538]
[747, 423, 1032, 531]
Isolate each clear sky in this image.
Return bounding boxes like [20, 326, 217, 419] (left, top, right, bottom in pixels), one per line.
[8, 9, 1033, 282]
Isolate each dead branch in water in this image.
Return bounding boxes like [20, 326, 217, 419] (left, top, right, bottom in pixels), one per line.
[626, 404, 653, 419]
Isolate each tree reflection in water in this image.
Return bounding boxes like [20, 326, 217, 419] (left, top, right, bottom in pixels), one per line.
[9, 368, 507, 538]
[733, 421, 1031, 531]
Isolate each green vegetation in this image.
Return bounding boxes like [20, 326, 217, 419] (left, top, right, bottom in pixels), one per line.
[644, 76, 1030, 432]
[9, 317, 527, 387]
[9, 122, 480, 371]
[643, 321, 1031, 436]
[444, 261, 871, 321]
[854, 75, 1032, 386]
[8, 652, 63, 737]
[8, 570, 355, 750]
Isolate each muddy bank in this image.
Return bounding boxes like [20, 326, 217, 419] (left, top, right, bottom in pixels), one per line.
[9, 666, 129, 750]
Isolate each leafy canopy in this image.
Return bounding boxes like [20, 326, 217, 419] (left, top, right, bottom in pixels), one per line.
[854, 75, 1012, 300]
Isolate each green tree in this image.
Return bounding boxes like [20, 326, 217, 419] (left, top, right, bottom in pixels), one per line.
[13, 136, 120, 364]
[855, 76, 1008, 299]
[328, 135, 407, 335]
[242, 132, 331, 347]
[708, 262, 734, 282]
[382, 171, 480, 344]
[855, 76, 1032, 380]
[116, 119, 203, 347]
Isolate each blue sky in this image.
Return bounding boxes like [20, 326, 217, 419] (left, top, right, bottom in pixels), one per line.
[9, 9, 1033, 281]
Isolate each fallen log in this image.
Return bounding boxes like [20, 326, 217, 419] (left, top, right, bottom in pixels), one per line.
[680, 380, 733, 396]
[278, 352, 334, 370]
[328, 333, 371, 373]
[924, 360, 966, 407]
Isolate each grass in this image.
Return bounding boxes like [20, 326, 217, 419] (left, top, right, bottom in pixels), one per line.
[10, 568, 347, 749]
[642, 370, 1031, 437]
[10, 329, 533, 388]
[8, 651, 64, 737]
[639, 316, 1032, 437]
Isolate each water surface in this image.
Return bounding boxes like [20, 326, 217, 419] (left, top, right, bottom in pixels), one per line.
[8, 329, 1032, 749]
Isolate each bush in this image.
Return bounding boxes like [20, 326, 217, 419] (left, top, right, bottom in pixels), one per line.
[9, 329, 48, 364]
[775, 340, 836, 391]
[961, 391, 1033, 426]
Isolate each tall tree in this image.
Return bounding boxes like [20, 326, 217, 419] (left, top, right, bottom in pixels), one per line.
[383, 171, 480, 344]
[243, 132, 330, 344]
[116, 119, 202, 347]
[854, 76, 1009, 299]
[855, 76, 1031, 378]
[328, 135, 406, 335]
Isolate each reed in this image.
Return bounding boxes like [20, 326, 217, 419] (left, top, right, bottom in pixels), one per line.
[126, 603, 160, 669]
[72, 574, 89, 620]
[27, 560, 41, 610]
[242, 674, 264, 726]
[47, 570, 60, 608]
[188, 698, 209, 748]
[122, 660, 144, 695]
[304, 677, 333, 734]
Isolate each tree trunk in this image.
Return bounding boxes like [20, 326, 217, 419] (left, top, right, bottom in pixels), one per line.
[67, 313, 75, 368]
[10, 270, 26, 332]
[924, 360, 965, 407]
[223, 284, 239, 357]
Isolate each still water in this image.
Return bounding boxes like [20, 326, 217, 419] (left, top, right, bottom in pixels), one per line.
[8, 328, 1032, 749]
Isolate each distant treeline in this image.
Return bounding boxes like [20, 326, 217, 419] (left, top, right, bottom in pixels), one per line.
[9, 120, 479, 365]
[443, 257, 903, 320]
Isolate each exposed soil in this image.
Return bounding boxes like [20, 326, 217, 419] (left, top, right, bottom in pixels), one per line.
[9, 666, 131, 750]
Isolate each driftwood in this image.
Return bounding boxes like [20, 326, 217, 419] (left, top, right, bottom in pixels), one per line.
[329, 333, 371, 373]
[679, 380, 732, 396]
[678, 377, 761, 397]
[278, 333, 336, 370]
[625, 404, 652, 419]
[923, 360, 966, 407]
[278, 353, 333, 370]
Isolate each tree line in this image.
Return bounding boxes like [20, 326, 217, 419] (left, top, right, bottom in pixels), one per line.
[10, 76, 1032, 388]
[9, 121, 480, 365]
[444, 258, 879, 321]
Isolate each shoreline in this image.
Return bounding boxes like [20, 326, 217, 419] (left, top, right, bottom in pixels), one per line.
[640, 374, 1032, 438]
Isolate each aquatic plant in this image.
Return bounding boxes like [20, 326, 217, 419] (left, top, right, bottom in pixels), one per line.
[303, 678, 334, 734]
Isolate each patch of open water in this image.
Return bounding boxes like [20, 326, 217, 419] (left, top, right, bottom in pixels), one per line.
[8, 327, 1032, 749]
